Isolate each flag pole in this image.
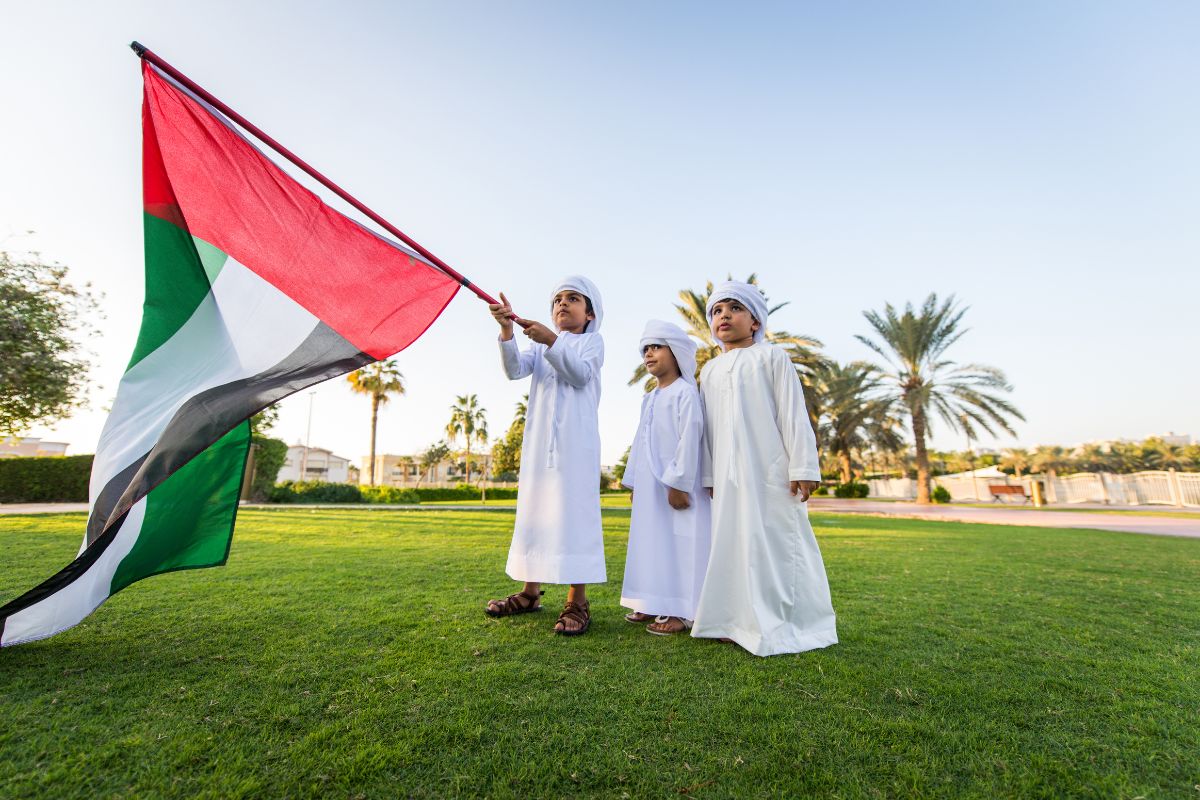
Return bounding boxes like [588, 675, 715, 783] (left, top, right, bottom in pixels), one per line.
[129, 41, 525, 324]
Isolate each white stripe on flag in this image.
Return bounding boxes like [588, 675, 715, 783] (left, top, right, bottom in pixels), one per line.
[1, 499, 148, 646]
[87, 256, 321, 536]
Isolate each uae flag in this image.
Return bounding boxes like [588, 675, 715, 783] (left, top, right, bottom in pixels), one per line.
[0, 62, 459, 646]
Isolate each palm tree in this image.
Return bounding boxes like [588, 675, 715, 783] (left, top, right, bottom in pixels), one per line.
[397, 455, 415, 484]
[346, 359, 406, 486]
[628, 275, 828, 422]
[999, 447, 1032, 478]
[856, 294, 1024, 504]
[1031, 445, 1069, 478]
[446, 394, 488, 485]
[417, 441, 450, 487]
[813, 360, 900, 484]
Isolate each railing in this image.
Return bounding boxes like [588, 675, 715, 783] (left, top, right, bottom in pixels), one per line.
[867, 469, 1199, 508]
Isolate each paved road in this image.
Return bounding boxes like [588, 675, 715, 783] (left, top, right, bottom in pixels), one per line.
[807, 499, 1200, 539]
[2, 500, 1198, 539]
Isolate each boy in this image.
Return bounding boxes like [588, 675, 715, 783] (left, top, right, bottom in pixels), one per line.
[484, 277, 605, 636]
[692, 280, 837, 656]
[620, 321, 711, 635]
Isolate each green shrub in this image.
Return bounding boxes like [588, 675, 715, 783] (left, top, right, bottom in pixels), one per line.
[814, 485, 830, 496]
[360, 485, 421, 504]
[249, 436, 288, 501]
[0, 455, 93, 502]
[833, 482, 869, 499]
[270, 480, 363, 504]
[932, 485, 952, 504]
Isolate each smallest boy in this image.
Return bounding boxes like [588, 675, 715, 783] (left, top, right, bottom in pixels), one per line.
[620, 320, 712, 635]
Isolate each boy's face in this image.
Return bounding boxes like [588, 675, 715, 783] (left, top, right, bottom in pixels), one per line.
[551, 290, 594, 334]
[709, 298, 760, 347]
[642, 343, 681, 381]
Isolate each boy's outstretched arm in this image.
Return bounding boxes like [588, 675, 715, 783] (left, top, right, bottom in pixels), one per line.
[493, 293, 535, 380]
[770, 347, 821, 501]
[541, 332, 603, 389]
[489, 292, 515, 341]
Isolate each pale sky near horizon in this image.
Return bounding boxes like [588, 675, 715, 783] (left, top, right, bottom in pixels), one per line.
[2, 1, 1197, 467]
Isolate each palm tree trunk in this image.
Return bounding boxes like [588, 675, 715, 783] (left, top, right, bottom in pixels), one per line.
[368, 394, 379, 486]
[839, 451, 852, 485]
[912, 408, 932, 504]
[465, 441, 471, 485]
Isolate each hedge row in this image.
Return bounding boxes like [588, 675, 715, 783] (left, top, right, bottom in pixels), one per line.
[0, 455, 94, 502]
[267, 481, 523, 504]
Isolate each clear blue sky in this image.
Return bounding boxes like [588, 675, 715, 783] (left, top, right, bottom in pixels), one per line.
[3, 1, 1197, 465]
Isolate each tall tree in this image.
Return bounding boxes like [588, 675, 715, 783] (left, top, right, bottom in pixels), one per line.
[346, 359, 406, 485]
[628, 275, 828, 421]
[0, 251, 100, 435]
[490, 394, 527, 478]
[857, 294, 1024, 504]
[418, 441, 451, 487]
[999, 447, 1032, 478]
[813, 360, 899, 484]
[446, 394, 488, 485]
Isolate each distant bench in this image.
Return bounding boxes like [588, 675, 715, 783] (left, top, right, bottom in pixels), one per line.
[989, 485, 1029, 504]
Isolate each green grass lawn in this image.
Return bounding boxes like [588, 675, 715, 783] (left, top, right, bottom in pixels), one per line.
[422, 494, 632, 508]
[1, 510, 1197, 799]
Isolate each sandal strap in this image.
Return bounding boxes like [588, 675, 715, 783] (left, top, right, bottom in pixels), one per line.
[557, 600, 590, 625]
[493, 589, 542, 614]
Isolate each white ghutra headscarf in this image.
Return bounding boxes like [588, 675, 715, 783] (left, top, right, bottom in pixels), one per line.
[551, 275, 603, 333]
[638, 320, 698, 386]
[705, 280, 769, 346]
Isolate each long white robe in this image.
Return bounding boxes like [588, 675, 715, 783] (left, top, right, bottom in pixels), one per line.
[619, 379, 712, 620]
[500, 331, 606, 584]
[692, 341, 837, 656]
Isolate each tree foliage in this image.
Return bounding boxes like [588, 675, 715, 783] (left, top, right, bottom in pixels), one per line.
[347, 359, 406, 485]
[813, 360, 903, 484]
[446, 394, 488, 485]
[490, 395, 526, 478]
[418, 441, 451, 487]
[856, 293, 1024, 503]
[0, 251, 100, 435]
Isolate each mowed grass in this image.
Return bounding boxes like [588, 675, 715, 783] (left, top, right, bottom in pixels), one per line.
[1, 509, 1198, 799]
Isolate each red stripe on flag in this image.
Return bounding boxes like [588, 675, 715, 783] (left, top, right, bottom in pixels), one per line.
[142, 63, 458, 359]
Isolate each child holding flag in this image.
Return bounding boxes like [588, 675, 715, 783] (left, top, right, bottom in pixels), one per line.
[484, 277, 605, 636]
[692, 280, 838, 656]
[620, 321, 711, 635]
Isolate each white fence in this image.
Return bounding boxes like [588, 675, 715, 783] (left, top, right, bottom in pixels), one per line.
[867, 470, 1200, 508]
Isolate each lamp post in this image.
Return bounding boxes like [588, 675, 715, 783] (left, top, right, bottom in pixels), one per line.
[300, 391, 316, 480]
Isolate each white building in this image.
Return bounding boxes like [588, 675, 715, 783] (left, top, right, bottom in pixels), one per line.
[0, 437, 70, 458]
[278, 444, 352, 483]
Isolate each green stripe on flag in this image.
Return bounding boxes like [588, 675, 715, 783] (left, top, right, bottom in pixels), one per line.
[128, 212, 228, 369]
[109, 421, 250, 594]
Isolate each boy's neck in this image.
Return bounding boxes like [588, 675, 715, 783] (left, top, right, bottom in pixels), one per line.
[723, 337, 756, 351]
[655, 371, 681, 389]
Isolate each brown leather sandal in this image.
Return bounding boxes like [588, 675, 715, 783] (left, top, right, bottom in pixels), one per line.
[484, 589, 544, 617]
[554, 599, 591, 636]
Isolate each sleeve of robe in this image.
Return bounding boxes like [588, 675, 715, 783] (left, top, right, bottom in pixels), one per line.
[771, 346, 822, 482]
[499, 336, 537, 380]
[700, 390, 714, 489]
[660, 388, 703, 493]
[621, 394, 651, 490]
[542, 333, 604, 388]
